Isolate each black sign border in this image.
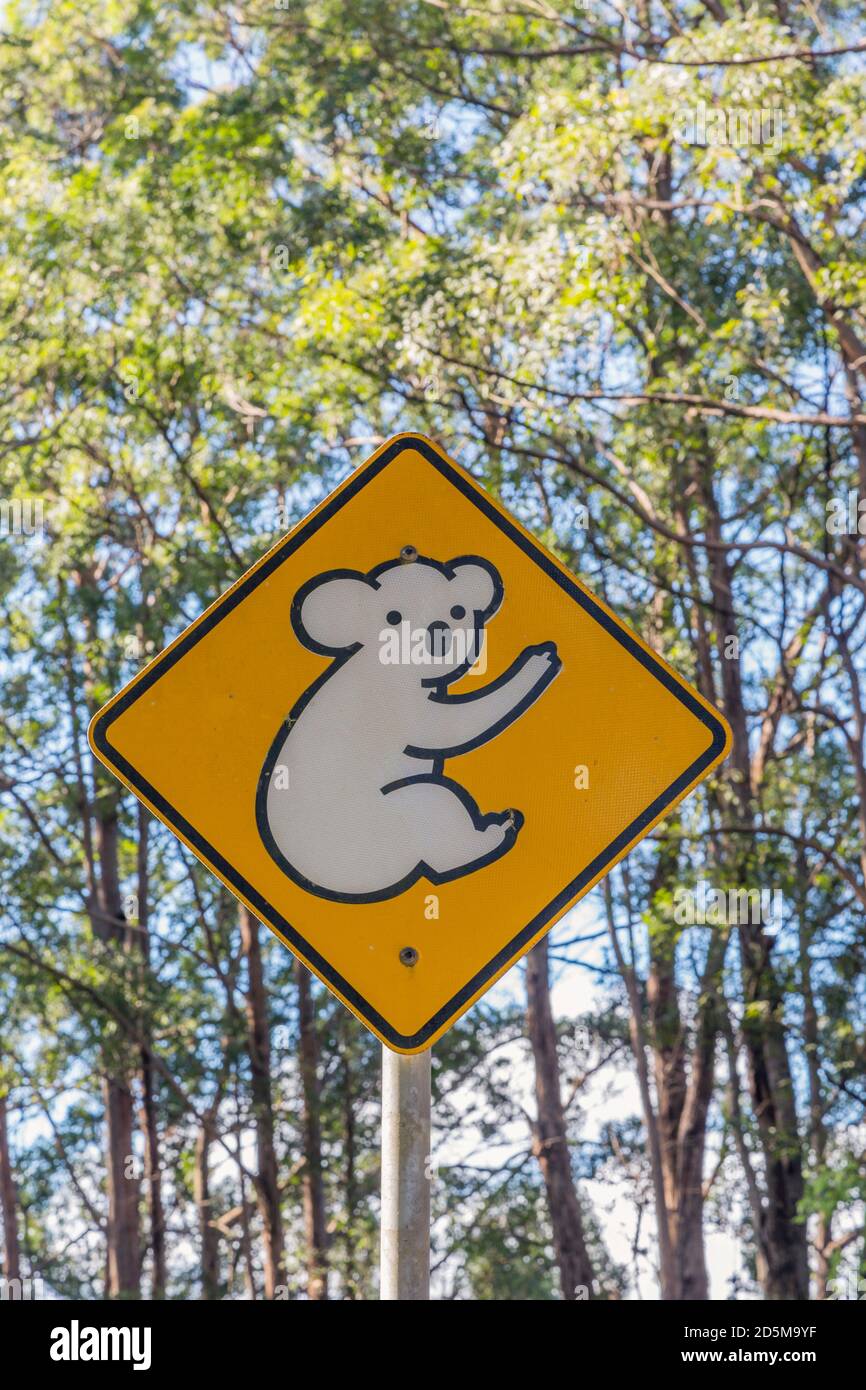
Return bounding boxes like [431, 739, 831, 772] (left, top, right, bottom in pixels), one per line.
[91, 435, 729, 1050]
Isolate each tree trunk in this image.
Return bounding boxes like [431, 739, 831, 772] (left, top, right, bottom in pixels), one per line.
[603, 873, 679, 1298]
[138, 1055, 164, 1295]
[238, 904, 284, 1298]
[647, 849, 728, 1299]
[697, 458, 808, 1300]
[797, 840, 829, 1298]
[296, 959, 329, 1300]
[0, 1094, 21, 1282]
[526, 937, 595, 1299]
[103, 1074, 140, 1297]
[136, 804, 167, 1298]
[648, 948, 718, 1300]
[195, 1120, 221, 1299]
[645, 869, 688, 1299]
[632, 530, 720, 1298]
[672, 949, 724, 1301]
[340, 1013, 359, 1299]
[93, 788, 141, 1299]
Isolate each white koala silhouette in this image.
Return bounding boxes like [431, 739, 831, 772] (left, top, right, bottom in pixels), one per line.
[256, 553, 561, 902]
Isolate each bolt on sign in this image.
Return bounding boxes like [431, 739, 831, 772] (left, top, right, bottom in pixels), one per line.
[90, 434, 730, 1052]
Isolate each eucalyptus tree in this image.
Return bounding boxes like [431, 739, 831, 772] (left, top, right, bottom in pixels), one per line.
[1, 0, 864, 1298]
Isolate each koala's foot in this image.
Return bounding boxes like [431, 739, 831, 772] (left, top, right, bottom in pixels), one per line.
[382, 774, 522, 881]
[455, 809, 524, 873]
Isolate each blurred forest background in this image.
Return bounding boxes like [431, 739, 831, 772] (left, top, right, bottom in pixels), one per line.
[1, 0, 865, 1301]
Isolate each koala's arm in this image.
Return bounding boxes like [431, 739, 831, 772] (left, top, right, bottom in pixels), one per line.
[405, 642, 561, 757]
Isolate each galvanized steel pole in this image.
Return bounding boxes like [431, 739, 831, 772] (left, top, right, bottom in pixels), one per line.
[380, 1047, 431, 1300]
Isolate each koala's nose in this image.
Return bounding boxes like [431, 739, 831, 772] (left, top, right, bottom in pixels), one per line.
[425, 621, 452, 659]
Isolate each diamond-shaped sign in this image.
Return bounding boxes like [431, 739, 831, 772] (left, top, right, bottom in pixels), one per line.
[89, 434, 730, 1051]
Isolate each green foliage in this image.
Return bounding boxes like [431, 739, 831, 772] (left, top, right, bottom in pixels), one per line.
[1, 0, 864, 1299]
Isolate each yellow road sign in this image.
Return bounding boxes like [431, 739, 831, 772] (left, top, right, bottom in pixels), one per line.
[89, 434, 730, 1052]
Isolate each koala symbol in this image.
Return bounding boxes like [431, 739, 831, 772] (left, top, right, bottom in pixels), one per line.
[256, 552, 561, 902]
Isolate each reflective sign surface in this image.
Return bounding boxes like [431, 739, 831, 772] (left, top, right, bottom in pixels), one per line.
[90, 435, 730, 1051]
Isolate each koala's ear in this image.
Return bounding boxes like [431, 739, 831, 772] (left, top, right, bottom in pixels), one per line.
[293, 572, 375, 653]
[449, 558, 502, 617]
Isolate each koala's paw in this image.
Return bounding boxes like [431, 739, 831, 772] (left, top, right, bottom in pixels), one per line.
[522, 641, 561, 686]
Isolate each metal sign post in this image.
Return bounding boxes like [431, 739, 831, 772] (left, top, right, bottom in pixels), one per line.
[380, 1046, 431, 1300]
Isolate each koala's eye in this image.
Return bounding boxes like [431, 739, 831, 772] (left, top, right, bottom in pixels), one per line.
[386, 609, 402, 625]
[450, 605, 466, 621]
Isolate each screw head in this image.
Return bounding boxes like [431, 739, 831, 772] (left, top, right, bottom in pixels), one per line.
[400, 544, 418, 563]
[399, 946, 419, 967]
